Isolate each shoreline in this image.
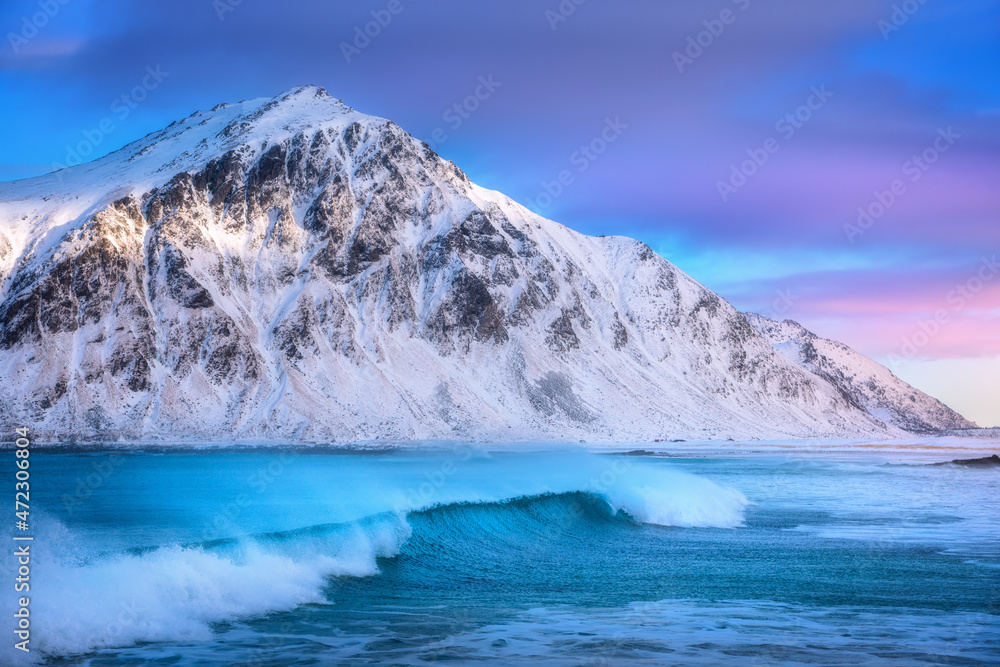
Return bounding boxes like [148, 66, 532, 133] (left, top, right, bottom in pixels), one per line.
[3, 436, 998, 463]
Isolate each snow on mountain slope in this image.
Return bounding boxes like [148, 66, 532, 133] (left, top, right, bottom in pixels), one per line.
[743, 313, 975, 432]
[0, 85, 961, 442]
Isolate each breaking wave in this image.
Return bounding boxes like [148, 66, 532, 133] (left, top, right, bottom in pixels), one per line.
[25, 453, 747, 656]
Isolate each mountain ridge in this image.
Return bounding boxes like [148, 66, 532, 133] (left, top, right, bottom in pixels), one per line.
[743, 312, 974, 432]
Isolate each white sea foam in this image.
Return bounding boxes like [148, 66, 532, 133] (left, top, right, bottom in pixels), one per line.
[28, 517, 411, 656]
[605, 479, 748, 529]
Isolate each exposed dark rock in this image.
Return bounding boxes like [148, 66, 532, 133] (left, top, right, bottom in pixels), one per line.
[527, 372, 594, 423]
[546, 310, 580, 353]
[612, 313, 629, 350]
[933, 454, 1000, 468]
[448, 211, 514, 259]
[691, 293, 721, 317]
[427, 269, 508, 348]
[161, 245, 214, 309]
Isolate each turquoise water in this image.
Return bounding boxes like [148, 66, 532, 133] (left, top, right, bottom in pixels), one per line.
[5, 447, 998, 665]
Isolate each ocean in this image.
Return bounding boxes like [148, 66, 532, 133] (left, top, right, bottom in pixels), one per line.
[5, 446, 998, 665]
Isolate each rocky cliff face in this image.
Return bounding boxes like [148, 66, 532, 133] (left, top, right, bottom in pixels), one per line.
[743, 313, 976, 432]
[0, 86, 968, 442]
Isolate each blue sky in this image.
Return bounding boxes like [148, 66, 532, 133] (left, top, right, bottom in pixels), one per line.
[2, 0, 998, 424]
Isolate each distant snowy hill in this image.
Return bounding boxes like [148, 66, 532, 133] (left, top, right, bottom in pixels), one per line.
[743, 313, 975, 432]
[0, 86, 971, 442]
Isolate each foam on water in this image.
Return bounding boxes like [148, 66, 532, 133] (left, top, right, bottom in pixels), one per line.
[604, 474, 748, 528]
[405, 600, 998, 665]
[28, 514, 412, 656]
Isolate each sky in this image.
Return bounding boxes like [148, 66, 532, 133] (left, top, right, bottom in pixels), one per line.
[1, 0, 998, 426]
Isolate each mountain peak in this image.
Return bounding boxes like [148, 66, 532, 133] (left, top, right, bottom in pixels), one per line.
[205, 85, 351, 122]
[0, 86, 379, 214]
[277, 84, 342, 104]
[232, 84, 357, 129]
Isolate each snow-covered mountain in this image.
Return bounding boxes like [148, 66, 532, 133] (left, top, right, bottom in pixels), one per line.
[743, 313, 974, 432]
[0, 86, 970, 442]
